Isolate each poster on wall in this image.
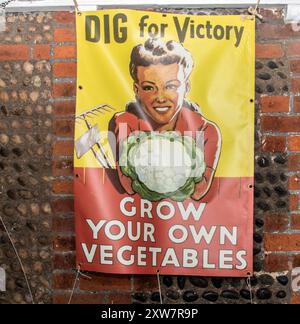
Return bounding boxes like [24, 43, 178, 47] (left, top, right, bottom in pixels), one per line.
[74, 9, 255, 277]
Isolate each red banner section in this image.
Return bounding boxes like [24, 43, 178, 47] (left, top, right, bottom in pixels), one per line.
[75, 167, 253, 277]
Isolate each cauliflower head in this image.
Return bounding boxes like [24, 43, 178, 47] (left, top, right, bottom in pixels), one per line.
[119, 131, 205, 201]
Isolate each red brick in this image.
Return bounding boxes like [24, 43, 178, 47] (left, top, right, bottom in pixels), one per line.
[53, 217, 75, 232]
[0, 45, 29, 61]
[53, 62, 76, 77]
[289, 174, 300, 190]
[53, 293, 105, 304]
[264, 254, 289, 272]
[295, 97, 300, 113]
[51, 199, 74, 214]
[288, 43, 300, 57]
[264, 213, 289, 232]
[107, 293, 132, 304]
[53, 236, 75, 252]
[53, 272, 75, 289]
[291, 60, 300, 74]
[53, 140, 74, 156]
[289, 154, 300, 171]
[133, 275, 158, 291]
[53, 12, 75, 24]
[292, 79, 300, 92]
[256, 44, 284, 59]
[54, 45, 76, 59]
[257, 24, 300, 40]
[53, 83, 76, 98]
[80, 274, 132, 292]
[292, 215, 300, 229]
[53, 120, 74, 137]
[52, 159, 73, 176]
[289, 136, 300, 151]
[262, 136, 286, 153]
[265, 234, 300, 251]
[291, 293, 300, 304]
[54, 28, 76, 42]
[53, 101, 76, 117]
[33, 45, 50, 60]
[291, 195, 300, 211]
[52, 179, 73, 194]
[260, 96, 289, 113]
[293, 254, 300, 267]
[261, 116, 300, 132]
[53, 253, 76, 269]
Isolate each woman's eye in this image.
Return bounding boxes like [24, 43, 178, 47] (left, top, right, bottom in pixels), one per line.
[143, 85, 154, 91]
[166, 84, 177, 90]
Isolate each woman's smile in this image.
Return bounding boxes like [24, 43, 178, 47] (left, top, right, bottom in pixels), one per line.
[153, 106, 172, 113]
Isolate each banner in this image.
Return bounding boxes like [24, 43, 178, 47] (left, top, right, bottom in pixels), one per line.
[74, 9, 255, 277]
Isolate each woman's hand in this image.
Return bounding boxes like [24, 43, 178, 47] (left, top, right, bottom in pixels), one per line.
[117, 164, 135, 195]
[191, 167, 214, 201]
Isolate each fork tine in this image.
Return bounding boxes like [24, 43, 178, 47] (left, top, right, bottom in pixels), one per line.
[105, 104, 115, 109]
[94, 104, 114, 112]
[88, 111, 98, 116]
[76, 104, 115, 118]
[92, 110, 102, 115]
[99, 106, 113, 113]
[86, 113, 98, 119]
[93, 104, 110, 110]
[104, 104, 115, 111]
[93, 109, 104, 114]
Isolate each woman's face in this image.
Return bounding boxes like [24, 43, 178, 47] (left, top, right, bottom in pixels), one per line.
[134, 63, 189, 125]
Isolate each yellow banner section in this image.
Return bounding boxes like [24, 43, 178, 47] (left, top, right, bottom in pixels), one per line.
[75, 9, 255, 177]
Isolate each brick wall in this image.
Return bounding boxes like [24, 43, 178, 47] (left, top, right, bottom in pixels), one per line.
[0, 7, 300, 304]
[0, 12, 54, 304]
[255, 7, 300, 305]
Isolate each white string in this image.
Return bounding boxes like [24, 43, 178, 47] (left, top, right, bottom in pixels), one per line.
[68, 266, 92, 304]
[157, 270, 163, 304]
[72, 0, 79, 11]
[0, 215, 34, 304]
[255, 0, 261, 11]
[68, 266, 81, 304]
[246, 273, 253, 304]
[78, 270, 92, 280]
[248, 0, 263, 20]
[72, 0, 81, 15]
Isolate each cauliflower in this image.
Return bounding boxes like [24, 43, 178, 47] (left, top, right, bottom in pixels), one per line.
[119, 131, 205, 201]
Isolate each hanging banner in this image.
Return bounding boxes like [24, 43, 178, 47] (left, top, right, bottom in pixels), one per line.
[74, 9, 255, 277]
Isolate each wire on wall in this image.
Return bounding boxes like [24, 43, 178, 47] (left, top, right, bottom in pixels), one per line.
[0, 215, 35, 304]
